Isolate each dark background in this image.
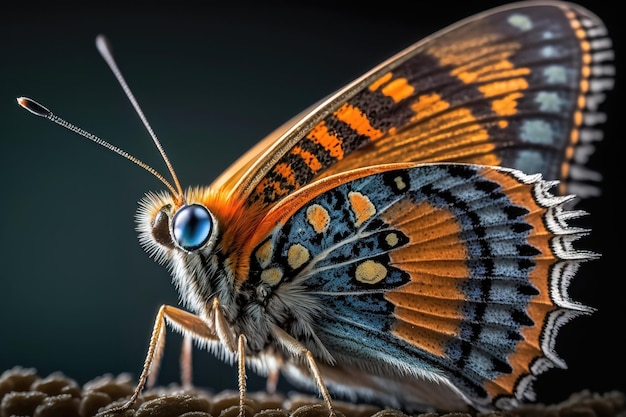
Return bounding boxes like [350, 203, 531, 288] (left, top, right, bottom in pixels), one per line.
[1, 0, 622, 408]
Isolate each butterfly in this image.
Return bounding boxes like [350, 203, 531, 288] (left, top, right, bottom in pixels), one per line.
[17, 0, 614, 415]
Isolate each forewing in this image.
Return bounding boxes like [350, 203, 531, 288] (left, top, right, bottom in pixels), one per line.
[246, 163, 594, 410]
[211, 1, 612, 210]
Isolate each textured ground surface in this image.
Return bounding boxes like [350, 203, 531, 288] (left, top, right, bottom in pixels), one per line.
[1, 367, 624, 417]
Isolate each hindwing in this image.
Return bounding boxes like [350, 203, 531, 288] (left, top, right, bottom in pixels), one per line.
[245, 163, 593, 410]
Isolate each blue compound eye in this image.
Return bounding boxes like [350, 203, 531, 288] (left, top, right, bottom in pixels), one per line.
[172, 204, 213, 251]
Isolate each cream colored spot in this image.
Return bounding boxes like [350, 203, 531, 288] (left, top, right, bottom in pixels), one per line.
[348, 191, 376, 227]
[521, 120, 554, 144]
[306, 204, 330, 234]
[255, 240, 273, 268]
[355, 260, 387, 284]
[385, 232, 399, 247]
[508, 13, 532, 31]
[393, 176, 407, 191]
[544, 65, 567, 84]
[261, 267, 283, 285]
[287, 244, 310, 270]
[535, 91, 563, 112]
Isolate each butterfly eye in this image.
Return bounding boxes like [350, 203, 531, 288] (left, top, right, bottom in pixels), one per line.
[172, 204, 213, 251]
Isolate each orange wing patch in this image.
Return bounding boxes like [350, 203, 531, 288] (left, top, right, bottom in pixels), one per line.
[306, 121, 345, 160]
[381, 198, 469, 357]
[333, 102, 385, 141]
[382, 77, 415, 103]
[348, 191, 377, 227]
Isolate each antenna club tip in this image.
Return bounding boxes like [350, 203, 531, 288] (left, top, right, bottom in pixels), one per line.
[96, 34, 111, 55]
[17, 97, 51, 117]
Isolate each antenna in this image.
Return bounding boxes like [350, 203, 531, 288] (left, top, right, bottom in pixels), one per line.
[16, 35, 185, 204]
[17, 97, 181, 199]
[95, 35, 184, 200]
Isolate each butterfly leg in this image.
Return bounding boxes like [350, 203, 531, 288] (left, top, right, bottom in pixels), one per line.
[237, 334, 247, 417]
[180, 333, 194, 389]
[146, 313, 166, 390]
[269, 324, 336, 417]
[97, 304, 218, 416]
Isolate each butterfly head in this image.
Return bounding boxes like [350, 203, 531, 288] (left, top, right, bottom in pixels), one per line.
[136, 189, 220, 258]
[134, 187, 234, 313]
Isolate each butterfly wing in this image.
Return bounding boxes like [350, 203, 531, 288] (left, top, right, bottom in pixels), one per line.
[243, 163, 594, 411]
[199, 0, 612, 412]
[211, 1, 613, 209]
